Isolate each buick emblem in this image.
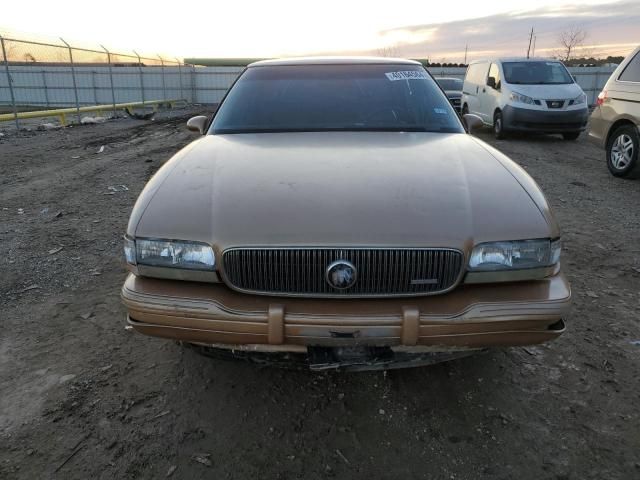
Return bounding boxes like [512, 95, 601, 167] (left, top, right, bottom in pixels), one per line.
[326, 260, 357, 290]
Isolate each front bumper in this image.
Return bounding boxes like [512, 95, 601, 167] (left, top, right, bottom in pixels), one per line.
[586, 106, 607, 149]
[502, 105, 589, 133]
[122, 272, 571, 354]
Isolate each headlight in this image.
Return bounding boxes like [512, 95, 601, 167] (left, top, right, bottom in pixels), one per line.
[469, 238, 561, 271]
[509, 91, 536, 105]
[124, 237, 215, 270]
[124, 236, 136, 265]
[572, 93, 587, 105]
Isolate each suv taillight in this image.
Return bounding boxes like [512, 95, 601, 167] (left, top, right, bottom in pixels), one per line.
[596, 90, 608, 106]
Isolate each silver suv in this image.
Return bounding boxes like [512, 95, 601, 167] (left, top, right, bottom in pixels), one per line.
[588, 46, 640, 178]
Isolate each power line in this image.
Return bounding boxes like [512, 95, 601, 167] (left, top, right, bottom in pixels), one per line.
[432, 14, 638, 58]
[432, 15, 636, 63]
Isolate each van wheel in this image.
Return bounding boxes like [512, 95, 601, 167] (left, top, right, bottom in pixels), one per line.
[493, 111, 506, 139]
[562, 132, 580, 141]
[607, 125, 640, 178]
[462, 104, 469, 116]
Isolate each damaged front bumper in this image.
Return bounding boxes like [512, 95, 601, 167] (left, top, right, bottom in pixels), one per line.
[187, 342, 488, 371]
[122, 272, 570, 368]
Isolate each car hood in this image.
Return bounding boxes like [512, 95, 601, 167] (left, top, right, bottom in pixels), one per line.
[129, 132, 558, 254]
[505, 82, 584, 99]
[444, 90, 462, 98]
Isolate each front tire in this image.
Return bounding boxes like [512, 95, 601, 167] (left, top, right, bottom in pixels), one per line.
[461, 104, 469, 116]
[606, 125, 640, 178]
[562, 132, 580, 141]
[494, 111, 506, 139]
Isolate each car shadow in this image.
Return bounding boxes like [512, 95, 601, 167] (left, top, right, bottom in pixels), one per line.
[474, 128, 577, 143]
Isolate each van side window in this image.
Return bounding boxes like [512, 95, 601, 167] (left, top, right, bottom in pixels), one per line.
[619, 51, 640, 82]
[488, 63, 501, 89]
[464, 65, 476, 84]
[465, 63, 489, 86]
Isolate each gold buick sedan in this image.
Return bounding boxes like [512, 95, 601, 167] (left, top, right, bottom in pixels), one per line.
[121, 57, 570, 370]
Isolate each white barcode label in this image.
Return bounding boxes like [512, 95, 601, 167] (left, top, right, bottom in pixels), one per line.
[385, 70, 429, 81]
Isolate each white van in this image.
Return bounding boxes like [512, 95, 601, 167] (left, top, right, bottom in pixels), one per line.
[461, 58, 589, 140]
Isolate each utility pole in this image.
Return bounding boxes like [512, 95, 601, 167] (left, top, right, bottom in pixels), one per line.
[532, 36, 537, 57]
[464, 44, 468, 65]
[526, 27, 534, 58]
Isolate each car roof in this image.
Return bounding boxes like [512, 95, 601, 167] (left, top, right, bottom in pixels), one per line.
[468, 57, 563, 65]
[248, 56, 422, 67]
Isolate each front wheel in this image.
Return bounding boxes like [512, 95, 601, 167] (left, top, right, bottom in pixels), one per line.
[606, 125, 640, 178]
[461, 104, 469, 116]
[494, 111, 506, 139]
[562, 132, 580, 141]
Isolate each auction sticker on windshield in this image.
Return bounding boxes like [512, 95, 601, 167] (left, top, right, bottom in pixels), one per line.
[385, 71, 429, 81]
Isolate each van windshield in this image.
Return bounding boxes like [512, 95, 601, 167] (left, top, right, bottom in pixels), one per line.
[502, 61, 574, 85]
[210, 64, 464, 134]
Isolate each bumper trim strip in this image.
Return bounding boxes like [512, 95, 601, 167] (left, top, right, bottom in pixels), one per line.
[268, 304, 285, 345]
[401, 306, 420, 346]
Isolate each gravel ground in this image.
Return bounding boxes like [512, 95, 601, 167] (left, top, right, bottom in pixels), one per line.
[1, 109, 639, 479]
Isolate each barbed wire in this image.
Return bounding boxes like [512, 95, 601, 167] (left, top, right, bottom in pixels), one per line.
[0, 29, 182, 65]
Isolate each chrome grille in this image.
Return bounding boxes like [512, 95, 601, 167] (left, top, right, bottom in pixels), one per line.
[222, 248, 464, 297]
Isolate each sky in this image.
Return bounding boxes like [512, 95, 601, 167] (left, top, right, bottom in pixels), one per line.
[0, 0, 638, 61]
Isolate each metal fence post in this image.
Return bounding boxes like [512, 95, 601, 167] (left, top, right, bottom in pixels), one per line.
[0, 35, 19, 129]
[91, 70, 98, 105]
[593, 70, 601, 106]
[41, 70, 50, 108]
[176, 57, 184, 101]
[191, 64, 196, 104]
[60, 37, 81, 123]
[158, 55, 166, 101]
[134, 50, 145, 105]
[101, 45, 117, 117]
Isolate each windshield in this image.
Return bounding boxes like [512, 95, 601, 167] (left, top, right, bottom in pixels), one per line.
[435, 78, 463, 90]
[210, 64, 464, 134]
[502, 61, 574, 85]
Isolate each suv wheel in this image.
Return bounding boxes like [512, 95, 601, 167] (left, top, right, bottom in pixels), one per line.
[607, 125, 640, 178]
[494, 111, 506, 139]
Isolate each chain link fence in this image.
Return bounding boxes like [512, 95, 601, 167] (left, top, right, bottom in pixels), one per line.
[0, 34, 192, 128]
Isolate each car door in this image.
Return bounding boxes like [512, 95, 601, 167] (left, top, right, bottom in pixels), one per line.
[479, 63, 502, 124]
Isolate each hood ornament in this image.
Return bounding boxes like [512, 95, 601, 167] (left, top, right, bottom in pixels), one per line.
[326, 260, 357, 290]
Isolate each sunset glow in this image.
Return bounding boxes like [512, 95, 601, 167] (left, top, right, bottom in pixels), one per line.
[0, 0, 636, 61]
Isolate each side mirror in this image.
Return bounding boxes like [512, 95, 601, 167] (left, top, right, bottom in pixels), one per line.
[463, 113, 483, 133]
[187, 115, 208, 134]
[487, 76, 496, 89]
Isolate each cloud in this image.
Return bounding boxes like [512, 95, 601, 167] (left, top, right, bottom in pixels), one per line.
[325, 0, 640, 61]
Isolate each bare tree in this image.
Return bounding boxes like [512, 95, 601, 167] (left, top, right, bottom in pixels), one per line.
[377, 44, 401, 58]
[23, 52, 36, 62]
[556, 25, 589, 62]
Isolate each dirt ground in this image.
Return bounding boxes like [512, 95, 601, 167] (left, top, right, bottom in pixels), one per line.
[1, 109, 639, 480]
